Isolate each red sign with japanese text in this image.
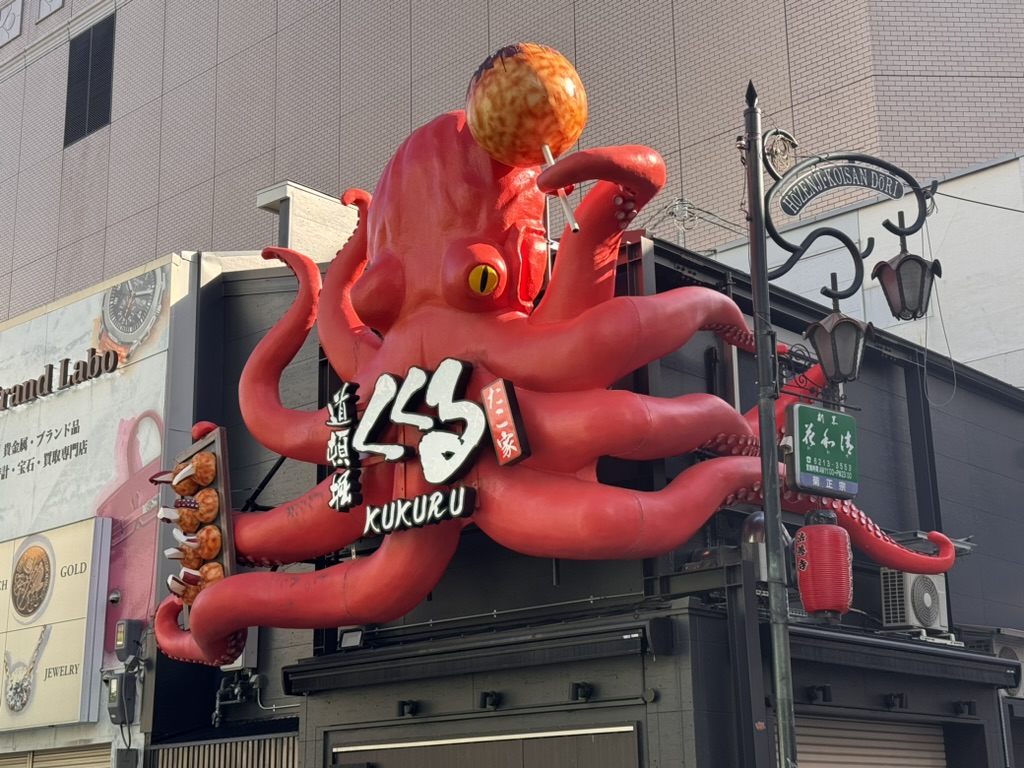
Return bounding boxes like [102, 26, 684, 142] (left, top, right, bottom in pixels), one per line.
[481, 379, 530, 467]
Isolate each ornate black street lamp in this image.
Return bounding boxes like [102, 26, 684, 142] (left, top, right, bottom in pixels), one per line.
[803, 275, 874, 385]
[872, 212, 943, 321]
[742, 83, 936, 768]
[804, 309, 873, 384]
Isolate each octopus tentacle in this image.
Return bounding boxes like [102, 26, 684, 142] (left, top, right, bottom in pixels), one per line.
[715, 481, 956, 574]
[319, 189, 382, 380]
[154, 522, 462, 665]
[512, 389, 755, 475]
[532, 146, 667, 322]
[233, 474, 368, 567]
[154, 596, 247, 666]
[474, 456, 764, 559]
[485, 286, 754, 392]
[780, 490, 956, 574]
[238, 247, 332, 465]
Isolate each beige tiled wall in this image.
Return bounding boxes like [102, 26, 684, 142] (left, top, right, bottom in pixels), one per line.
[0, 0, 1022, 323]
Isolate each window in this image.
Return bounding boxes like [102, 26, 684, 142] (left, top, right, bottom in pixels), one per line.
[0, 1, 23, 48]
[63, 13, 114, 147]
[38, 0, 63, 23]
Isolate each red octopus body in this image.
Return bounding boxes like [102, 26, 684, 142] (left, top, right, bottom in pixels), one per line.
[154, 110, 954, 667]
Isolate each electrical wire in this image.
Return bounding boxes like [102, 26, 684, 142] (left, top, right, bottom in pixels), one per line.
[921, 220, 958, 407]
[641, 198, 747, 237]
[931, 190, 1024, 215]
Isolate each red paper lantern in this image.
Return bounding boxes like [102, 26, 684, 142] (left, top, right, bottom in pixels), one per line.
[795, 510, 852, 620]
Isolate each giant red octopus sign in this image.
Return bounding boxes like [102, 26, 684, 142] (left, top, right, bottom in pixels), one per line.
[154, 45, 955, 666]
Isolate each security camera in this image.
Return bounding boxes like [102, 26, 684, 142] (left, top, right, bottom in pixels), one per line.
[108, 589, 121, 605]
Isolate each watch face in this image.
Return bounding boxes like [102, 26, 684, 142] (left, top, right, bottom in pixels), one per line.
[11, 544, 52, 619]
[101, 270, 164, 344]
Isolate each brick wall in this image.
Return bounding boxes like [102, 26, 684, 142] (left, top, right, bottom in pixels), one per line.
[0, 0, 1021, 322]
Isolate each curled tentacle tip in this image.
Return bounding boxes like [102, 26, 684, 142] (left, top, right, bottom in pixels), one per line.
[926, 530, 957, 561]
[261, 246, 286, 262]
[341, 188, 371, 207]
[192, 421, 218, 440]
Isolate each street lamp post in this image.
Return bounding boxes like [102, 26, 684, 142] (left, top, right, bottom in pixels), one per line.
[742, 82, 798, 768]
[740, 82, 939, 768]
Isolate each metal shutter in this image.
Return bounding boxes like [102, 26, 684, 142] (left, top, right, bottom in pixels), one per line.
[0, 757, 28, 768]
[30, 745, 111, 768]
[144, 734, 298, 768]
[797, 717, 947, 767]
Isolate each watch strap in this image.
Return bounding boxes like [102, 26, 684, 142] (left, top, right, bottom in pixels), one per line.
[99, 328, 132, 365]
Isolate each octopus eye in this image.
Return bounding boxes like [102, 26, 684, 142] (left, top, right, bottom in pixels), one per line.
[469, 264, 500, 296]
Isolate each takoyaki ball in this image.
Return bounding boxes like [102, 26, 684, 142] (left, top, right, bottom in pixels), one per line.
[195, 488, 220, 524]
[171, 462, 200, 497]
[191, 452, 217, 487]
[200, 562, 225, 587]
[196, 525, 222, 560]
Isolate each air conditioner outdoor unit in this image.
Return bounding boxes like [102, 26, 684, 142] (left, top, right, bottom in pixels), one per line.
[995, 638, 1024, 698]
[880, 569, 949, 632]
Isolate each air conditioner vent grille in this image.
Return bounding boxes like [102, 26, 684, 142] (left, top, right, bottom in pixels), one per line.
[881, 568, 907, 625]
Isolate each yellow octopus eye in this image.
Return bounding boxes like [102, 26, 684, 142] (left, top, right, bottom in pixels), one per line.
[469, 264, 500, 296]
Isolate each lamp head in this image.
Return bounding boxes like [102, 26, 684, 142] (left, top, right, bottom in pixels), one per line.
[872, 250, 942, 321]
[804, 311, 873, 384]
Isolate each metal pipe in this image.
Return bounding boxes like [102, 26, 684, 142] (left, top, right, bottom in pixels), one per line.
[744, 81, 798, 768]
[256, 685, 300, 713]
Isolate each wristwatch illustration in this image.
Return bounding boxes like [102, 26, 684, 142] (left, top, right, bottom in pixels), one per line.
[99, 269, 166, 364]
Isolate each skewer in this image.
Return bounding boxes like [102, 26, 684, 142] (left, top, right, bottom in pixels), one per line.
[542, 144, 580, 233]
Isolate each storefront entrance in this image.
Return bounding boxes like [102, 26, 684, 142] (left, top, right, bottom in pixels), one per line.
[330, 726, 639, 767]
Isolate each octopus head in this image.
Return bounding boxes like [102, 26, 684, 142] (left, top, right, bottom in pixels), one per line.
[351, 111, 548, 332]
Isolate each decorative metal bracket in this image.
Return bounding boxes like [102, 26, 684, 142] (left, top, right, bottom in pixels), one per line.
[762, 128, 798, 181]
[777, 343, 859, 410]
[762, 145, 937, 301]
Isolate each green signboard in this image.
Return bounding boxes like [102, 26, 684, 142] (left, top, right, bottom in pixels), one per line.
[785, 403, 858, 498]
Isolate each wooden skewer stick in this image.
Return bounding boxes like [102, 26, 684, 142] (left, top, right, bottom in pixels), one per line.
[542, 144, 580, 233]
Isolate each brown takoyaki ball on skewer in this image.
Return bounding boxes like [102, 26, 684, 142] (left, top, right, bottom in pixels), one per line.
[171, 463, 200, 497]
[190, 452, 217, 487]
[170, 525, 221, 561]
[164, 545, 203, 570]
[167, 573, 201, 605]
[150, 465, 200, 497]
[196, 525, 222, 560]
[199, 562, 225, 587]
[157, 499, 200, 533]
[194, 488, 220, 524]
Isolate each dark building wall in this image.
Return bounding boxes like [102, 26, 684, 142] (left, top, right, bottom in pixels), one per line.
[835, 356, 920, 535]
[213, 267, 321, 511]
[1012, 715, 1024, 765]
[303, 601, 744, 768]
[192, 244, 1024, 768]
[196, 263, 323, 720]
[311, 654, 650, 766]
[928, 376, 1024, 629]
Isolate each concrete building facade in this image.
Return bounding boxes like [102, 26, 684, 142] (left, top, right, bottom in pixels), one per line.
[1, 2, 1024, 766]
[0, 0, 1022, 322]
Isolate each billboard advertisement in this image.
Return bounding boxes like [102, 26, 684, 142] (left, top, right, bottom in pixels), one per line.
[0, 517, 110, 729]
[0, 263, 172, 672]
